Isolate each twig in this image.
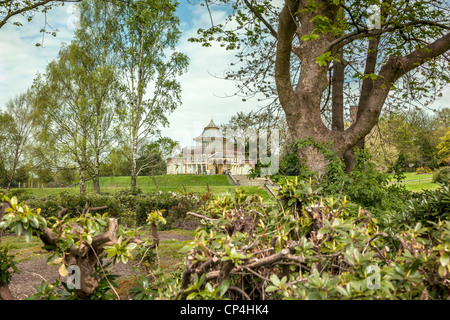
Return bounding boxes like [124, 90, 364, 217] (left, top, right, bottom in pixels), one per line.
[187, 212, 219, 221]
[88, 243, 120, 300]
[228, 286, 251, 300]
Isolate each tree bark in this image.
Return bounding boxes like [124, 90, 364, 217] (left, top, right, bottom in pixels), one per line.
[130, 134, 138, 190]
[272, 1, 450, 174]
[0, 283, 14, 300]
[79, 168, 86, 194]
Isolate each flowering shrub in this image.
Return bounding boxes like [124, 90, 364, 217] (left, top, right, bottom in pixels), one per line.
[416, 167, 433, 174]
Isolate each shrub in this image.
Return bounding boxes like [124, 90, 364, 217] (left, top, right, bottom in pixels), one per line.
[0, 245, 19, 285]
[18, 192, 119, 219]
[433, 166, 450, 184]
[135, 191, 202, 229]
[416, 166, 433, 174]
[383, 182, 450, 235]
[0, 195, 160, 300]
[132, 178, 450, 300]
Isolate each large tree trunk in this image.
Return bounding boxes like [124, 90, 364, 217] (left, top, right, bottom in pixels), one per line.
[273, 1, 450, 174]
[93, 175, 100, 194]
[298, 146, 328, 176]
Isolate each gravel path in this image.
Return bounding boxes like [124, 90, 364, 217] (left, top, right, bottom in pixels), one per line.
[6, 231, 194, 300]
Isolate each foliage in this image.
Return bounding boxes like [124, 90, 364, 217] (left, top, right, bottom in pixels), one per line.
[135, 191, 202, 230]
[0, 195, 47, 242]
[381, 183, 450, 236]
[0, 244, 19, 285]
[114, 0, 188, 189]
[389, 153, 407, 182]
[0, 195, 159, 300]
[130, 178, 450, 300]
[291, 139, 407, 218]
[437, 129, 450, 163]
[433, 167, 450, 184]
[416, 167, 433, 174]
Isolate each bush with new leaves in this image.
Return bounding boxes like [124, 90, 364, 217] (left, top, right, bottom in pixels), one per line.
[433, 167, 450, 184]
[130, 177, 450, 300]
[0, 195, 161, 300]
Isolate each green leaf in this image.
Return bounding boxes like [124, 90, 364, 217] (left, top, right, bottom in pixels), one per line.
[10, 196, 17, 209]
[440, 253, 449, 267]
[24, 228, 32, 243]
[15, 223, 22, 236]
[219, 280, 230, 297]
[266, 285, 278, 293]
[270, 274, 280, 286]
[335, 286, 349, 297]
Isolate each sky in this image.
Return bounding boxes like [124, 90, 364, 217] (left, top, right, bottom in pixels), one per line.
[0, 1, 449, 151]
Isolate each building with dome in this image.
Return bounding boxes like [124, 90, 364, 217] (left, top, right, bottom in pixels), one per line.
[166, 119, 255, 175]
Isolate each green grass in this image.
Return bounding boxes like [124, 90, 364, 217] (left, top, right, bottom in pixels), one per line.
[388, 172, 438, 191]
[0, 235, 47, 262]
[84, 175, 233, 188]
[7, 174, 273, 201]
[388, 172, 433, 182]
[276, 172, 438, 192]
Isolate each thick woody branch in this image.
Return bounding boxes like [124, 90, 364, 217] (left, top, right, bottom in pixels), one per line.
[328, 21, 450, 53]
[243, 0, 278, 39]
[343, 31, 450, 151]
[275, 0, 300, 116]
[187, 211, 218, 222]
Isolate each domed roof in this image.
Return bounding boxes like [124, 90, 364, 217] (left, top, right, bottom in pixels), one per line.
[204, 119, 219, 130]
[194, 119, 227, 141]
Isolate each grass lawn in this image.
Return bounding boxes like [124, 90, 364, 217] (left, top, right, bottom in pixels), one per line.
[0, 234, 48, 262]
[388, 172, 433, 182]
[7, 174, 273, 202]
[276, 172, 438, 192]
[7, 171, 439, 201]
[388, 172, 439, 191]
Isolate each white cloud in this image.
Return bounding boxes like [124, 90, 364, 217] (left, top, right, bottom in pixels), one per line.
[0, 5, 77, 106]
[159, 4, 262, 146]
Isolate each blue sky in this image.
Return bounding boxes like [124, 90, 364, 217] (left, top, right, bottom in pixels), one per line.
[0, 0, 449, 150]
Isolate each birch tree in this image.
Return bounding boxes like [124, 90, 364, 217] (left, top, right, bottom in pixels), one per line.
[0, 92, 37, 194]
[115, 0, 188, 190]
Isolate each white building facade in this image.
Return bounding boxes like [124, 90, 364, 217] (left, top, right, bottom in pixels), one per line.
[167, 120, 255, 175]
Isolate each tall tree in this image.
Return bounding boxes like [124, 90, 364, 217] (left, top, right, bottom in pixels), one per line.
[192, 0, 450, 174]
[34, 0, 120, 194]
[75, 0, 122, 193]
[115, 0, 188, 190]
[35, 40, 113, 194]
[0, 91, 37, 193]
